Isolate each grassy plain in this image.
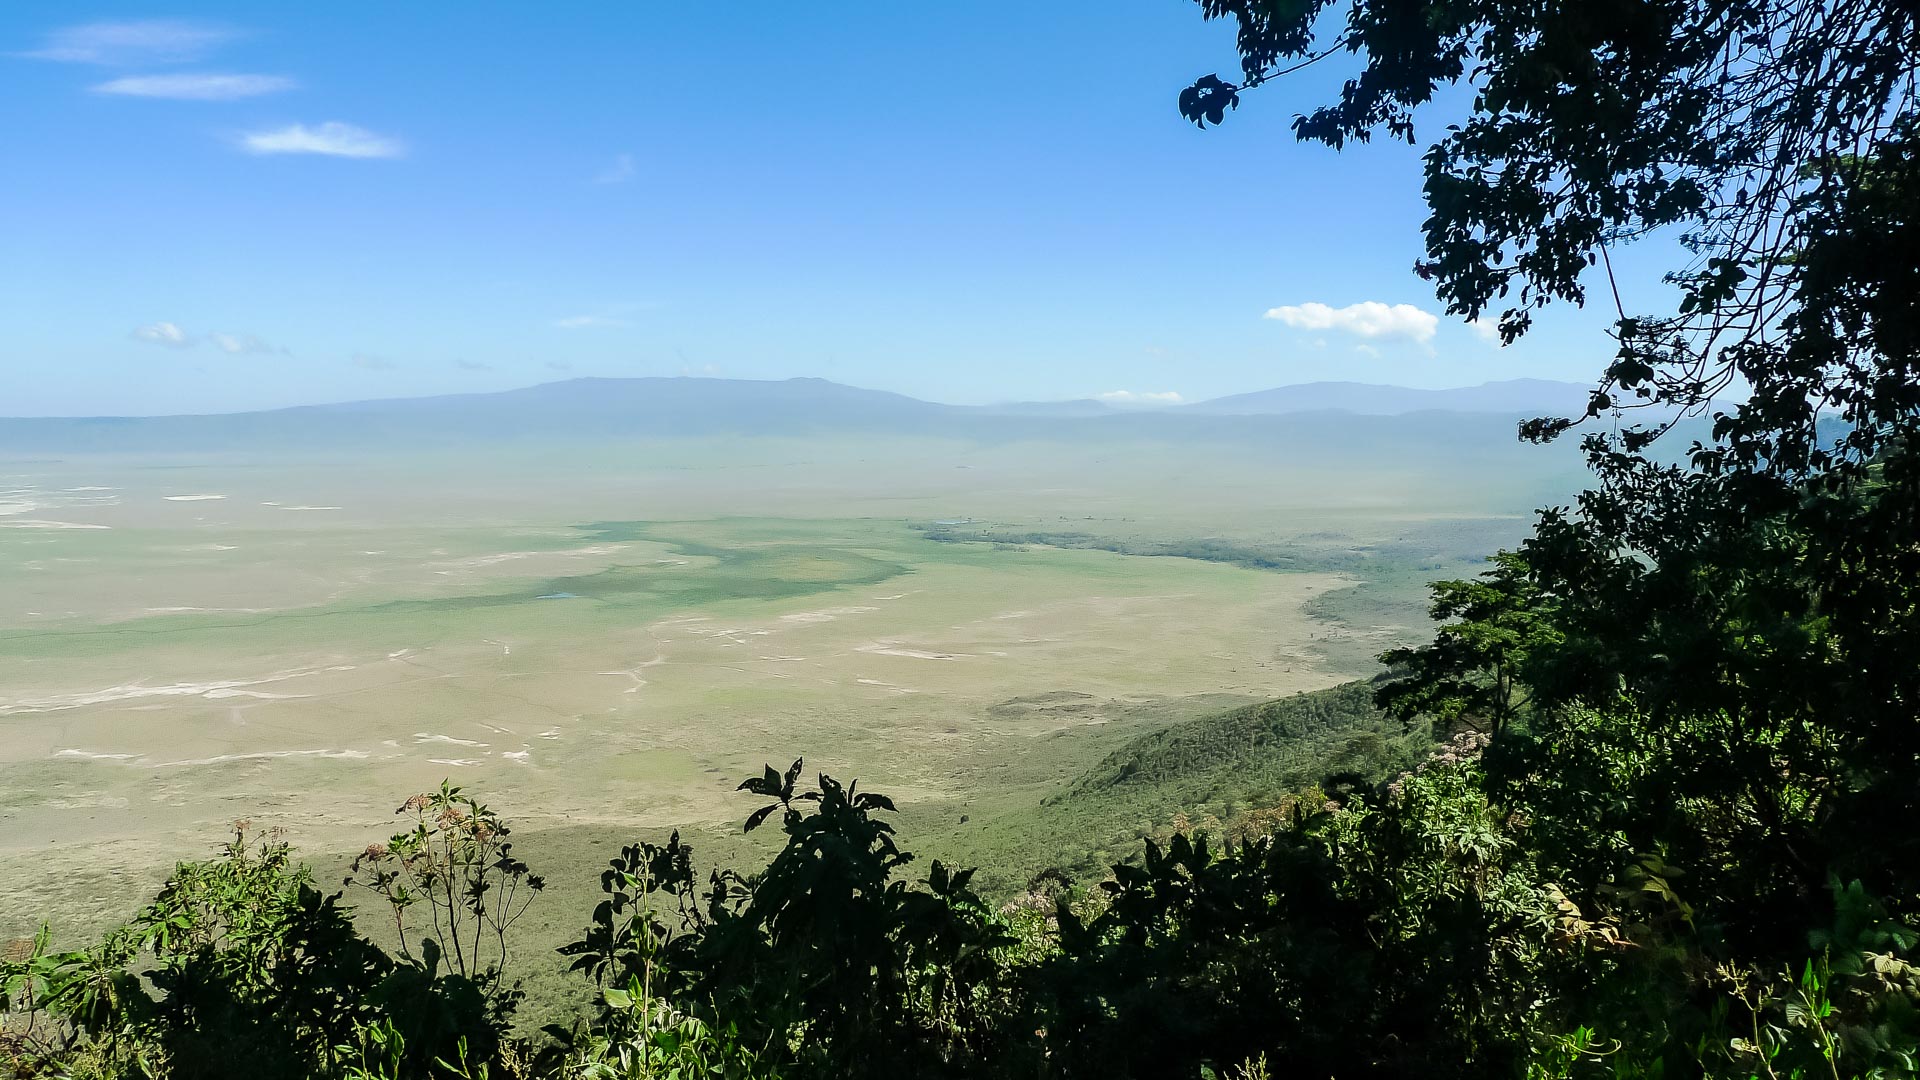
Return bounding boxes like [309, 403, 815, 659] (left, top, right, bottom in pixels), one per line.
[0, 427, 1582, 1020]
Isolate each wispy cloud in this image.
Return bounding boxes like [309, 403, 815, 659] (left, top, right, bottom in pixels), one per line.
[545, 361, 574, 372]
[593, 153, 636, 184]
[208, 331, 277, 355]
[1264, 301, 1439, 345]
[133, 321, 193, 348]
[243, 122, 404, 159]
[1355, 344, 1382, 359]
[21, 20, 238, 65]
[93, 73, 293, 100]
[454, 359, 494, 372]
[555, 301, 654, 330]
[1466, 318, 1503, 345]
[351, 353, 397, 370]
[1095, 390, 1184, 406]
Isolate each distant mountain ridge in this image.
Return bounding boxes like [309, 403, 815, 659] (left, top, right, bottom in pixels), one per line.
[7, 375, 1593, 423]
[0, 375, 1607, 455]
[1180, 378, 1590, 417]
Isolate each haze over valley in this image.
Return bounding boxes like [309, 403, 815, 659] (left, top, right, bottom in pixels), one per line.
[1, 375, 1587, 933]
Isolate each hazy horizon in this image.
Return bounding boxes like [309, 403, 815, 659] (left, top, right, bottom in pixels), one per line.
[0, 371, 1597, 420]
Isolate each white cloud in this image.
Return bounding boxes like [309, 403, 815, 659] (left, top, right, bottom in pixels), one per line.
[546, 361, 574, 372]
[1095, 390, 1184, 406]
[1467, 318, 1503, 345]
[243, 122, 404, 159]
[1355, 344, 1382, 359]
[208, 332, 275, 354]
[593, 153, 636, 184]
[93, 73, 294, 100]
[556, 300, 656, 329]
[21, 19, 239, 64]
[133, 321, 193, 347]
[351, 353, 397, 371]
[1263, 301, 1439, 344]
[454, 358, 494, 372]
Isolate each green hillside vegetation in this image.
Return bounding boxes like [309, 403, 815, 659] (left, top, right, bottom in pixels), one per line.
[901, 682, 1429, 896]
[1060, 680, 1417, 798]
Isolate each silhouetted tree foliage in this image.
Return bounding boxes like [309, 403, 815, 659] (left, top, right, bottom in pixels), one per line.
[1177, 0, 1920, 1071]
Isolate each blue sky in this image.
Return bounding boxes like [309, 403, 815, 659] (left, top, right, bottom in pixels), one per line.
[2, 4, 1670, 416]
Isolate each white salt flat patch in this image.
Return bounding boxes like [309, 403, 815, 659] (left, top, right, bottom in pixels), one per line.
[871, 593, 912, 601]
[203, 689, 302, 700]
[856, 678, 921, 694]
[143, 606, 269, 614]
[75, 748, 373, 768]
[0, 664, 352, 715]
[596, 663, 654, 692]
[780, 605, 878, 624]
[855, 642, 972, 661]
[501, 750, 531, 764]
[435, 543, 622, 571]
[279, 505, 342, 512]
[0, 520, 110, 529]
[682, 624, 766, 638]
[157, 748, 369, 767]
[428, 758, 482, 767]
[164, 494, 227, 502]
[413, 733, 490, 748]
[446, 551, 540, 568]
[536, 730, 562, 740]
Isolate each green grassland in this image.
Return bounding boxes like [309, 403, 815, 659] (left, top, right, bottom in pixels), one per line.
[0, 511, 1347, 912]
[1, 428, 1575, 1028]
